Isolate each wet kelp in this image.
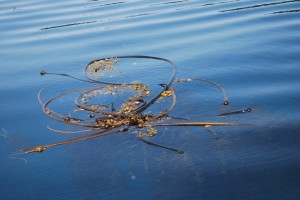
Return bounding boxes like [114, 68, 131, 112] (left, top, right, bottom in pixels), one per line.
[18, 55, 253, 155]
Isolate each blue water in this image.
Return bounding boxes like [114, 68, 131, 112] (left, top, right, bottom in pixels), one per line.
[1, 0, 300, 199]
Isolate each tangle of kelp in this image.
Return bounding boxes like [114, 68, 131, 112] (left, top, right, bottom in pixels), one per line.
[15, 55, 253, 155]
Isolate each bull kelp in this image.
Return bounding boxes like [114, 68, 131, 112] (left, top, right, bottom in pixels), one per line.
[16, 56, 253, 155]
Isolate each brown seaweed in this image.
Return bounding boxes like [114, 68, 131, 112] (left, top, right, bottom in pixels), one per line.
[16, 55, 253, 155]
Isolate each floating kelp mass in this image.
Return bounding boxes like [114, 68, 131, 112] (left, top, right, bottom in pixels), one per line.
[18, 56, 254, 155]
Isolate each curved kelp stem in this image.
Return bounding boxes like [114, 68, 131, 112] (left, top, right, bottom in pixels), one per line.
[174, 78, 229, 105]
[150, 87, 177, 121]
[147, 122, 253, 127]
[40, 70, 97, 83]
[38, 87, 104, 128]
[46, 124, 95, 134]
[15, 127, 128, 154]
[205, 127, 220, 140]
[218, 108, 252, 116]
[85, 55, 178, 114]
[139, 137, 184, 154]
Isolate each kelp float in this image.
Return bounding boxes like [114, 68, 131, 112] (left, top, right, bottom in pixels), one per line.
[18, 56, 253, 155]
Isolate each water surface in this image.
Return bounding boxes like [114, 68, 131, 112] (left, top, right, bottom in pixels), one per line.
[1, 0, 300, 199]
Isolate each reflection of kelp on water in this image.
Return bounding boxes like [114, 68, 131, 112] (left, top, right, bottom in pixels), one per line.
[13, 55, 257, 156]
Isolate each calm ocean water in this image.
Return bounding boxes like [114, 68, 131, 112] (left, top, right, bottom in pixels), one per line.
[1, 0, 300, 199]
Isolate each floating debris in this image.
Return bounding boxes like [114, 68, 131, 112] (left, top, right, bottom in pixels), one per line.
[17, 56, 253, 155]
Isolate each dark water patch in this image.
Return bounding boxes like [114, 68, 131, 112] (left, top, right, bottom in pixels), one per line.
[122, 11, 158, 19]
[219, 0, 300, 12]
[41, 20, 97, 30]
[271, 8, 300, 13]
[87, 1, 125, 8]
[200, 0, 241, 7]
[191, 0, 241, 8]
[150, 0, 190, 6]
